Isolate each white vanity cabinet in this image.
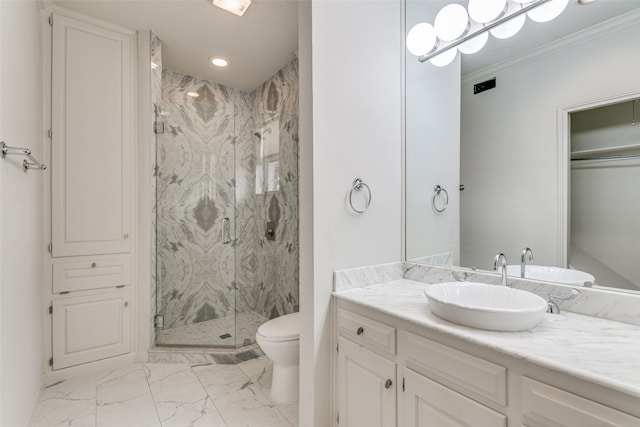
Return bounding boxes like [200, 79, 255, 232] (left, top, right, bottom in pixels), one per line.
[336, 308, 397, 427]
[334, 300, 640, 427]
[46, 9, 136, 372]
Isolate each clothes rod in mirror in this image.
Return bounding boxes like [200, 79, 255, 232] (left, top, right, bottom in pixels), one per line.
[408, 0, 571, 65]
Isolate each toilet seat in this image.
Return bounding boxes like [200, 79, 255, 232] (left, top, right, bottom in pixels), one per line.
[257, 312, 300, 342]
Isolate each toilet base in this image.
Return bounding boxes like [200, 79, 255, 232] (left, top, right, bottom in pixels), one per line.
[270, 363, 299, 404]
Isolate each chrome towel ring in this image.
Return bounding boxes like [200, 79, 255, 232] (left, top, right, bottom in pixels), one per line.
[349, 177, 372, 214]
[432, 185, 448, 213]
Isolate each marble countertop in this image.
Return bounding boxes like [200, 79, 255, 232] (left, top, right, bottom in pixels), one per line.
[334, 279, 640, 398]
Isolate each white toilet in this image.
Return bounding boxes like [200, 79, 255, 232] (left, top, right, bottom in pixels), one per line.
[255, 312, 300, 404]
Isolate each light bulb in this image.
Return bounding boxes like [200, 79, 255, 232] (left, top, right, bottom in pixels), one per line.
[458, 31, 489, 55]
[434, 4, 469, 42]
[491, 1, 527, 39]
[528, 0, 568, 23]
[468, 0, 507, 24]
[429, 48, 457, 67]
[406, 23, 438, 57]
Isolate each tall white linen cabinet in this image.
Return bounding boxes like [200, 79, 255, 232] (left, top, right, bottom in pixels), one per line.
[45, 10, 136, 372]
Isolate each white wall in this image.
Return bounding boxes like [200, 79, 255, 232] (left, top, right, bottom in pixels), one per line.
[460, 18, 640, 271]
[299, 0, 403, 425]
[0, 0, 45, 425]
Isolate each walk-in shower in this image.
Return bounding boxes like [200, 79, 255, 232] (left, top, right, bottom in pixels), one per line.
[151, 36, 299, 350]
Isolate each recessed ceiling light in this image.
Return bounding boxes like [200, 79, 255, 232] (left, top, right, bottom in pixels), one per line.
[209, 56, 230, 68]
[212, 0, 252, 16]
[187, 91, 200, 98]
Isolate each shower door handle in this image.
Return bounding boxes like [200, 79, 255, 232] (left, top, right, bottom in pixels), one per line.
[222, 217, 231, 244]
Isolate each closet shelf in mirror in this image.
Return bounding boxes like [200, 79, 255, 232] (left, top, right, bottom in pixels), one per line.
[571, 143, 640, 160]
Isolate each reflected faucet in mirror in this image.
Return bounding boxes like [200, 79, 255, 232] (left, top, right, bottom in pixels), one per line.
[521, 247, 534, 278]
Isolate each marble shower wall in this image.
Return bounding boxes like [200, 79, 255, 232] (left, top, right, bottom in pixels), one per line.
[156, 69, 242, 330]
[238, 59, 299, 321]
[155, 59, 299, 338]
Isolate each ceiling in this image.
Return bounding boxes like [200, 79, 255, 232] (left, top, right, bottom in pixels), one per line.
[53, 0, 299, 92]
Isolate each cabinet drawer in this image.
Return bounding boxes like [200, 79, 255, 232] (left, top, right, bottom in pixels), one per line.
[522, 377, 640, 427]
[338, 308, 396, 357]
[53, 257, 131, 293]
[404, 331, 507, 406]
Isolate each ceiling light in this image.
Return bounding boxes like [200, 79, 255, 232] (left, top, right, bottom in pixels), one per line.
[434, 4, 470, 42]
[209, 56, 230, 67]
[407, 23, 438, 57]
[187, 92, 200, 98]
[151, 62, 158, 70]
[528, 0, 569, 23]
[212, 0, 252, 16]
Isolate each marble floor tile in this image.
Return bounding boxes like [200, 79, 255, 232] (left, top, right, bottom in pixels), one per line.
[31, 359, 297, 427]
[31, 397, 96, 427]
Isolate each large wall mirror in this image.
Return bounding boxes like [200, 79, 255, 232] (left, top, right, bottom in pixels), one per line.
[405, 0, 640, 292]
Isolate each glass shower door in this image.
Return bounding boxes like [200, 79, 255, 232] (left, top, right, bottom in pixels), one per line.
[155, 80, 238, 348]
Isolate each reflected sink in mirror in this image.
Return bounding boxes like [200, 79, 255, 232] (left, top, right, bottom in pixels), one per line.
[424, 282, 548, 332]
[503, 265, 595, 287]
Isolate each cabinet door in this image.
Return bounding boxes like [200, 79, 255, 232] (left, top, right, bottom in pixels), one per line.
[337, 336, 396, 427]
[403, 369, 506, 427]
[51, 13, 133, 257]
[52, 290, 131, 370]
[521, 377, 640, 427]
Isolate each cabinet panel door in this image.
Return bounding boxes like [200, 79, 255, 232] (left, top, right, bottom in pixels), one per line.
[51, 13, 132, 256]
[403, 369, 506, 427]
[337, 336, 396, 427]
[522, 377, 640, 427]
[52, 290, 131, 369]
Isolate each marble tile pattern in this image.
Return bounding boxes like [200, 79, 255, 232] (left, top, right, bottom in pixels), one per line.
[156, 311, 267, 347]
[334, 279, 640, 399]
[403, 262, 640, 326]
[30, 358, 296, 427]
[155, 60, 299, 345]
[156, 69, 246, 332]
[334, 262, 403, 291]
[237, 60, 300, 321]
[407, 251, 453, 266]
[148, 347, 263, 365]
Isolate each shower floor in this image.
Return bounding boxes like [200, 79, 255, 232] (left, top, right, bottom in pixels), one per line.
[157, 310, 268, 347]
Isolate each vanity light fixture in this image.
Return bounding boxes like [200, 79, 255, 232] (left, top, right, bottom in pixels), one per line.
[212, 0, 252, 16]
[408, 0, 568, 67]
[209, 56, 230, 67]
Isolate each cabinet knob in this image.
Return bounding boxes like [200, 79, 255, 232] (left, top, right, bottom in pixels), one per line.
[124, 233, 129, 239]
[385, 379, 392, 389]
[124, 301, 129, 307]
[91, 262, 96, 268]
[356, 326, 364, 336]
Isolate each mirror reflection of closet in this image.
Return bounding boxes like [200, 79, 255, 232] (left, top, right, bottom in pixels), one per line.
[569, 99, 640, 291]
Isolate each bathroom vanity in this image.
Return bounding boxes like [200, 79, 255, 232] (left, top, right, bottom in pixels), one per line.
[332, 269, 640, 427]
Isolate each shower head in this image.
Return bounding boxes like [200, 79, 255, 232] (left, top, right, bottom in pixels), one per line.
[254, 132, 262, 140]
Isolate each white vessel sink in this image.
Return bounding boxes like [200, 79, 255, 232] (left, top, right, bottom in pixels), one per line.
[424, 282, 548, 332]
[504, 265, 595, 286]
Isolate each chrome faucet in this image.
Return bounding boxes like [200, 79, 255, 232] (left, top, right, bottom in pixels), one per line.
[521, 247, 534, 278]
[493, 253, 510, 287]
